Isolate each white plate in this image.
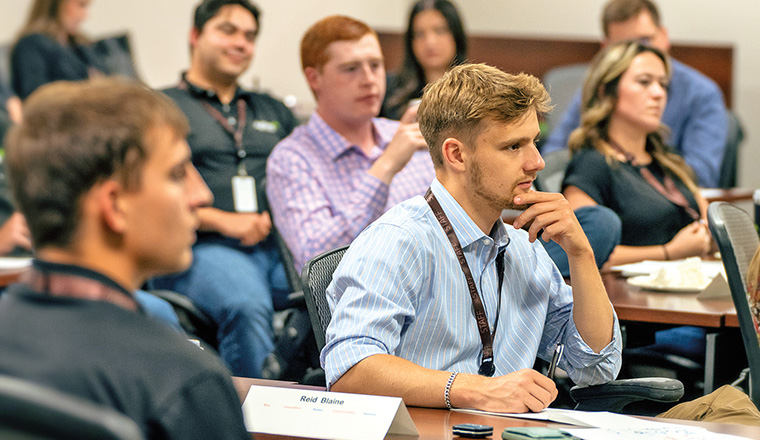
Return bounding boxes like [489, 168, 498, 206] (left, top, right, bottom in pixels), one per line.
[626, 275, 706, 293]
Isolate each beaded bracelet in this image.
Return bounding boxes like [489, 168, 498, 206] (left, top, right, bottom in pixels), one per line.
[445, 372, 459, 410]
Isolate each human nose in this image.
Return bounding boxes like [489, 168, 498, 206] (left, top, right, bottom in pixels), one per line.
[187, 164, 213, 208]
[360, 63, 379, 84]
[651, 82, 666, 99]
[231, 31, 252, 50]
[526, 144, 545, 173]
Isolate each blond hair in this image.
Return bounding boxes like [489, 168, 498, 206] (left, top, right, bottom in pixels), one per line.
[567, 41, 699, 197]
[418, 63, 551, 167]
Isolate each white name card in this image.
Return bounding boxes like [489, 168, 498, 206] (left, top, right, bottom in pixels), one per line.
[242, 385, 418, 440]
[696, 272, 731, 299]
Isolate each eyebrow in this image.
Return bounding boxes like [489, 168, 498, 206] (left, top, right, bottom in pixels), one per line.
[503, 130, 541, 145]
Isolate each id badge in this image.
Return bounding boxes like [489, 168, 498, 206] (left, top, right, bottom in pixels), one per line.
[232, 175, 258, 213]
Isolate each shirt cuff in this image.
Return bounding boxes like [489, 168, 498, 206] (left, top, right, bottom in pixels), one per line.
[322, 336, 389, 390]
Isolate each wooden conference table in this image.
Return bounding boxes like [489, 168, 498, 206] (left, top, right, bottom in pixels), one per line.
[232, 377, 760, 439]
[603, 272, 740, 393]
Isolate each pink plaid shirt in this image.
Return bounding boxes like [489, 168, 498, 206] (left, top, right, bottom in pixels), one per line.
[267, 112, 435, 270]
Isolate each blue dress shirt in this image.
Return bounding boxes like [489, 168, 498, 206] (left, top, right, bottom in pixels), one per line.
[322, 179, 622, 389]
[542, 59, 728, 188]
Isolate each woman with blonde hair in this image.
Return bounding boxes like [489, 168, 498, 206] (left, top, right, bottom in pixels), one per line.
[562, 40, 712, 268]
[561, 40, 714, 369]
[11, 0, 105, 100]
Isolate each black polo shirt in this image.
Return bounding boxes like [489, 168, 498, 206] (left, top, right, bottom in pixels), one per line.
[163, 77, 298, 216]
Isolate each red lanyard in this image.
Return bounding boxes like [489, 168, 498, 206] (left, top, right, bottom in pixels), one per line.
[22, 269, 139, 311]
[425, 188, 505, 377]
[607, 139, 700, 221]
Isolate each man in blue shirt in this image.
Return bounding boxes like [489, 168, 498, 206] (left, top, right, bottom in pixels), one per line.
[323, 64, 621, 413]
[541, 0, 727, 188]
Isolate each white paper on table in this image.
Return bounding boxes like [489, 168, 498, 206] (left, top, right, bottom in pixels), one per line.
[241, 385, 418, 440]
[611, 260, 724, 278]
[0, 257, 32, 270]
[454, 407, 668, 429]
[564, 425, 751, 440]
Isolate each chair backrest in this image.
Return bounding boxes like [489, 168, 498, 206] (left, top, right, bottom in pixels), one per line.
[273, 228, 303, 295]
[300, 245, 350, 352]
[0, 374, 144, 440]
[92, 33, 141, 80]
[541, 62, 588, 135]
[718, 110, 745, 188]
[707, 201, 760, 405]
[535, 148, 570, 193]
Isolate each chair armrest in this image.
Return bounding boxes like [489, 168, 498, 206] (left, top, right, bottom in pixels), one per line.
[570, 378, 684, 413]
[149, 289, 218, 350]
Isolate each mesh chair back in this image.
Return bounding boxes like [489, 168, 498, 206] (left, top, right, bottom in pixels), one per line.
[0, 374, 144, 439]
[707, 202, 760, 405]
[300, 246, 350, 352]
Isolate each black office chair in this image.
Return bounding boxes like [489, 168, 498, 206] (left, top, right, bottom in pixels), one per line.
[0, 374, 144, 440]
[91, 33, 142, 81]
[148, 289, 219, 352]
[301, 245, 684, 413]
[261, 229, 323, 384]
[707, 201, 760, 407]
[717, 111, 745, 189]
[301, 245, 350, 353]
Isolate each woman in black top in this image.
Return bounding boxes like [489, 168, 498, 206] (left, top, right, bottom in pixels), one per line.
[11, 0, 106, 100]
[380, 0, 467, 120]
[562, 41, 712, 268]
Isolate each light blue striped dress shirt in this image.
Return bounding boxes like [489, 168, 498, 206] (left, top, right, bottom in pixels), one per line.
[322, 179, 622, 389]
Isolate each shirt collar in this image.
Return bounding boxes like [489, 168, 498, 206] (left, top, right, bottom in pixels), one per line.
[429, 179, 510, 250]
[306, 112, 394, 161]
[179, 72, 248, 104]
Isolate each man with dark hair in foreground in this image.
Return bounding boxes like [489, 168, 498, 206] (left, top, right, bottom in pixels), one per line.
[0, 78, 249, 439]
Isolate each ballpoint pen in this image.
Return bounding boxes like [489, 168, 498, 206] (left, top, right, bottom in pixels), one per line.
[547, 343, 564, 380]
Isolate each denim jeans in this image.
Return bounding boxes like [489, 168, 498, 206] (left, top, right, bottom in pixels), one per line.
[150, 238, 289, 378]
[542, 205, 622, 277]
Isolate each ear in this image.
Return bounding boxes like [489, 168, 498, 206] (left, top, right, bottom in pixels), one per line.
[441, 137, 467, 173]
[304, 67, 321, 96]
[189, 27, 200, 52]
[95, 179, 129, 234]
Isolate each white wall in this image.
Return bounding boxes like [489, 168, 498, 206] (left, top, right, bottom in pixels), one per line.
[1, 0, 758, 188]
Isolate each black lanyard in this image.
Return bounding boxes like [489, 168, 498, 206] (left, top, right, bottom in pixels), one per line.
[178, 80, 249, 173]
[607, 139, 700, 221]
[425, 188, 505, 377]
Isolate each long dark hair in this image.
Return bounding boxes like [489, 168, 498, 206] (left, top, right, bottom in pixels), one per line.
[383, 0, 467, 118]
